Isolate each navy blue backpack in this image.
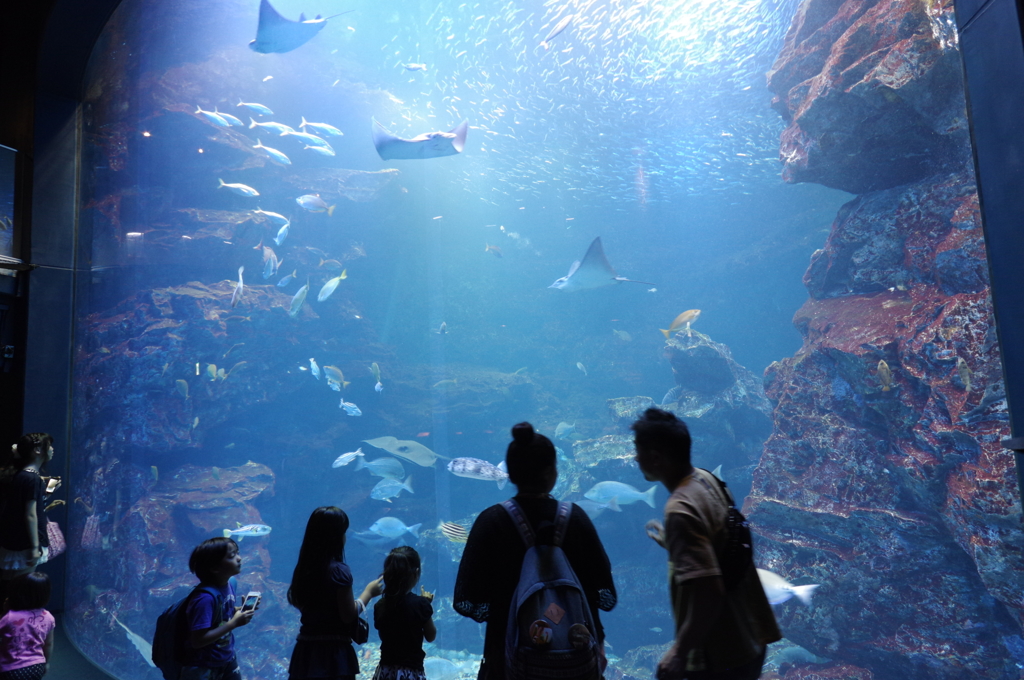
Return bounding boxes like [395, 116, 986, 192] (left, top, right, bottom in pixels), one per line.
[151, 585, 223, 680]
[501, 500, 601, 680]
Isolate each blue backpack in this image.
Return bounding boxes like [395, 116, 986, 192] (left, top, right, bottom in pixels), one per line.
[501, 500, 601, 680]
[151, 585, 224, 680]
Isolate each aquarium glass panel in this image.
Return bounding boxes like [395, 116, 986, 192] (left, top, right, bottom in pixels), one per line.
[66, 0, 1022, 678]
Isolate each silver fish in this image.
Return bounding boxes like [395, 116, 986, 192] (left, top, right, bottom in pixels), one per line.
[304, 144, 336, 157]
[223, 523, 272, 541]
[300, 117, 343, 136]
[355, 456, 405, 480]
[402, 63, 428, 71]
[447, 457, 508, 489]
[370, 475, 414, 502]
[369, 516, 421, 539]
[253, 139, 291, 165]
[196, 106, 230, 126]
[296, 194, 334, 216]
[584, 481, 657, 508]
[277, 269, 297, 287]
[213, 109, 244, 126]
[310, 358, 320, 379]
[218, 179, 259, 197]
[274, 222, 290, 246]
[317, 273, 347, 302]
[555, 421, 576, 439]
[249, 118, 295, 135]
[253, 208, 290, 226]
[340, 400, 362, 416]
[282, 130, 331, 148]
[237, 100, 274, 115]
[576, 362, 587, 376]
[332, 448, 364, 468]
[230, 266, 244, 308]
[757, 569, 819, 606]
[540, 15, 572, 50]
[289, 279, 309, 317]
[576, 498, 621, 520]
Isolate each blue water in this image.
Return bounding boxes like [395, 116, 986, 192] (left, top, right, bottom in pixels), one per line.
[68, 0, 855, 677]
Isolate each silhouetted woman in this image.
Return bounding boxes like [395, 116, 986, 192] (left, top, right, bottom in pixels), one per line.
[287, 506, 382, 680]
[453, 422, 616, 680]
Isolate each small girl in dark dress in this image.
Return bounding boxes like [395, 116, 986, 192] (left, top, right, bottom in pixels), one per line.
[287, 507, 382, 680]
[372, 547, 436, 680]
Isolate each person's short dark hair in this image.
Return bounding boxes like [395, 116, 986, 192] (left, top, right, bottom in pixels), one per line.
[13, 433, 53, 470]
[6, 572, 51, 610]
[188, 536, 237, 583]
[631, 408, 692, 465]
[506, 422, 556, 487]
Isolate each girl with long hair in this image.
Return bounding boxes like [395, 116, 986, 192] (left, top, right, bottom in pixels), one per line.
[287, 507, 381, 680]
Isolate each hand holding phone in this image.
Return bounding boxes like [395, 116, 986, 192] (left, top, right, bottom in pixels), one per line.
[240, 592, 261, 612]
[44, 477, 62, 494]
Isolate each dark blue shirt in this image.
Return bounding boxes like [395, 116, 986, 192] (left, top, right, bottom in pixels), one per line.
[184, 582, 236, 667]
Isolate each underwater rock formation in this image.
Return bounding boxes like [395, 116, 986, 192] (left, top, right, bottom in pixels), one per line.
[661, 332, 774, 494]
[753, 0, 1023, 677]
[66, 461, 289, 680]
[767, 0, 968, 193]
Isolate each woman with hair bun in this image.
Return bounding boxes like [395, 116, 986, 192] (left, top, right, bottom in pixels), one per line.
[453, 422, 617, 680]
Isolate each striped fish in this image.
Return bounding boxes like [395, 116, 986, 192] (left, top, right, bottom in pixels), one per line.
[439, 521, 469, 544]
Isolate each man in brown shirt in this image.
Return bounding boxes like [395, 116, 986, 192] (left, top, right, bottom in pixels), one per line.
[632, 408, 780, 680]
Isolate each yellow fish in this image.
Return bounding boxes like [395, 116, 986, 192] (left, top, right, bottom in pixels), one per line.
[176, 380, 189, 399]
[151, 466, 159, 482]
[957, 357, 972, 392]
[192, 417, 200, 430]
[207, 364, 218, 380]
[660, 310, 701, 338]
[370, 362, 381, 383]
[877, 360, 893, 392]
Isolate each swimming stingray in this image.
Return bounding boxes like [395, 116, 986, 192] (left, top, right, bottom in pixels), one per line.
[249, 0, 350, 54]
[549, 237, 655, 292]
[371, 119, 469, 160]
[363, 436, 446, 467]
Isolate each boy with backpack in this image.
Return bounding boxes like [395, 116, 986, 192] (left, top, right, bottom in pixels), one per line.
[153, 537, 255, 680]
[632, 408, 780, 680]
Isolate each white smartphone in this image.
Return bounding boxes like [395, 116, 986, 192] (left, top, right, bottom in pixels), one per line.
[241, 592, 261, 612]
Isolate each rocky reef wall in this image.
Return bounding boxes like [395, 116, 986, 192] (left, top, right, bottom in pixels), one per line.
[750, 0, 1023, 678]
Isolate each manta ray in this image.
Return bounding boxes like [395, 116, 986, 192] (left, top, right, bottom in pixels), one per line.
[249, 0, 349, 54]
[371, 119, 469, 160]
[549, 237, 655, 292]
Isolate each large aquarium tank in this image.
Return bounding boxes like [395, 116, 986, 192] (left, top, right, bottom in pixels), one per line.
[63, 0, 1024, 678]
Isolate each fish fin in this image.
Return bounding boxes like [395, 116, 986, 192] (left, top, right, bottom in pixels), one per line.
[299, 12, 306, 21]
[327, 205, 335, 217]
[218, 178, 226, 187]
[223, 529, 232, 538]
[408, 523, 422, 539]
[449, 119, 469, 153]
[301, 116, 308, 128]
[498, 478, 507, 490]
[643, 485, 657, 508]
[343, 381, 351, 388]
[498, 460, 507, 473]
[404, 475, 414, 494]
[249, 118, 259, 129]
[793, 584, 819, 606]
[607, 496, 621, 512]
[660, 329, 671, 339]
[615, 276, 657, 286]
[541, 40, 550, 50]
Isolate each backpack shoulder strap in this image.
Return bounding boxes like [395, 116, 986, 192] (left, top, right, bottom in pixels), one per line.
[696, 468, 736, 509]
[552, 501, 572, 547]
[501, 499, 535, 548]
